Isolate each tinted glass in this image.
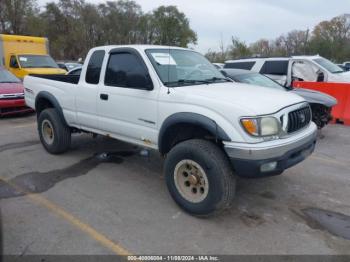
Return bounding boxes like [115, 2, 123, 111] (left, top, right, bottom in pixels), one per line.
[0, 68, 21, 83]
[105, 52, 150, 89]
[70, 68, 82, 76]
[224, 62, 255, 70]
[10, 56, 19, 67]
[86, 50, 105, 84]
[260, 61, 289, 75]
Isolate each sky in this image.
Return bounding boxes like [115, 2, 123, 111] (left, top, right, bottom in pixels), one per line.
[37, 0, 349, 53]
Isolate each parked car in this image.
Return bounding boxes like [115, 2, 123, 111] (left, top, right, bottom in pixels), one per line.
[24, 45, 317, 216]
[221, 69, 337, 129]
[57, 62, 68, 71]
[66, 65, 82, 76]
[337, 64, 348, 71]
[0, 67, 34, 116]
[342, 61, 350, 71]
[212, 63, 224, 69]
[57, 62, 82, 72]
[224, 55, 350, 86]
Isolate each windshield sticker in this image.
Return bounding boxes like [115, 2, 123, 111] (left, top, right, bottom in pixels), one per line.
[151, 53, 177, 65]
[19, 57, 28, 62]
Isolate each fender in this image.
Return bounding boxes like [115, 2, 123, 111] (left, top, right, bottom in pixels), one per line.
[158, 112, 231, 154]
[35, 91, 67, 125]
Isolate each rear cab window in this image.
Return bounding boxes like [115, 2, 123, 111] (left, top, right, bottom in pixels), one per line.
[259, 60, 289, 75]
[85, 50, 105, 84]
[224, 61, 256, 70]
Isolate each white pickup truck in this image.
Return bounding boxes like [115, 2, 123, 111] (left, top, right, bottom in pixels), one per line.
[24, 45, 317, 216]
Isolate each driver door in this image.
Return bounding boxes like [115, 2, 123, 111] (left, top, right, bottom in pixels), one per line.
[97, 49, 159, 147]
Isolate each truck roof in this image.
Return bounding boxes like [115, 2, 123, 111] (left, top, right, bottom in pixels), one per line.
[90, 45, 191, 52]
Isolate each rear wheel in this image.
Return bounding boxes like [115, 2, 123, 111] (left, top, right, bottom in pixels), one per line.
[38, 108, 71, 154]
[164, 139, 236, 217]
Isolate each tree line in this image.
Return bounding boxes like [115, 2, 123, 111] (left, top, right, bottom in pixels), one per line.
[205, 14, 350, 63]
[0, 0, 197, 60]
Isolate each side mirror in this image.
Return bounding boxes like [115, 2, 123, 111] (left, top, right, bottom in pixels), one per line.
[317, 71, 324, 82]
[127, 73, 153, 90]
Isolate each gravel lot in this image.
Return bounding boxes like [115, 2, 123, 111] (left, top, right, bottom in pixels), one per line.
[1, 114, 350, 255]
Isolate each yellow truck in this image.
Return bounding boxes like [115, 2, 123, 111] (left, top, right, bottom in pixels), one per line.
[0, 34, 66, 79]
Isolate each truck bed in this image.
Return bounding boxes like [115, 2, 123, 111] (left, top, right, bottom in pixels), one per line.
[29, 74, 80, 84]
[24, 74, 80, 125]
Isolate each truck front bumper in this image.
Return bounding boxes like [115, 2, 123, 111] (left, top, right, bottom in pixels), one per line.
[224, 123, 317, 178]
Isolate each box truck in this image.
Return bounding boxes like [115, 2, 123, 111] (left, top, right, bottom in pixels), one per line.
[0, 34, 66, 79]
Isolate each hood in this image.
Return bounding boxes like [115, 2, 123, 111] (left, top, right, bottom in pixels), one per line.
[328, 71, 350, 83]
[178, 82, 305, 115]
[290, 88, 337, 107]
[22, 68, 67, 76]
[0, 82, 24, 95]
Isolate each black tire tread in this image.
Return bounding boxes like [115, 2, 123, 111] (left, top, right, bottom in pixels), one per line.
[165, 139, 236, 217]
[38, 108, 71, 154]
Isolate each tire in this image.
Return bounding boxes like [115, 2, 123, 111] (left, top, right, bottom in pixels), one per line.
[164, 139, 236, 217]
[38, 108, 71, 154]
[311, 104, 331, 129]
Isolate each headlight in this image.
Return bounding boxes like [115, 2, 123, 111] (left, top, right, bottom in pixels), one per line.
[241, 117, 280, 137]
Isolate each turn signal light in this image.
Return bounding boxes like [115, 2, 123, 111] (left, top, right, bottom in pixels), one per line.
[241, 119, 258, 136]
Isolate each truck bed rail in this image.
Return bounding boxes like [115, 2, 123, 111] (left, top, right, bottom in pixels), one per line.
[29, 74, 80, 84]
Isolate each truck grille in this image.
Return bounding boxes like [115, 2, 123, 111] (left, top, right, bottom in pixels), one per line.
[287, 106, 311, 133]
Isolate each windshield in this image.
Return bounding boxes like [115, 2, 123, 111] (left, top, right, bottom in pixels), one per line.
[313, 57, 344, 74]
[232, 72, 286, 91]
[146, 49, 228, 87]
[0, 69, 21, 83]
[18, 55, 59, 69]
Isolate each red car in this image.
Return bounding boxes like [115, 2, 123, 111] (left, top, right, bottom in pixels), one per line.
[0, 67, 34, 116]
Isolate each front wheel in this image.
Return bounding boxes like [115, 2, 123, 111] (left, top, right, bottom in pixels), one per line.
[164, 139, 236, 217]
[311, 105, 332, 129]
[38, 108, 71, 154]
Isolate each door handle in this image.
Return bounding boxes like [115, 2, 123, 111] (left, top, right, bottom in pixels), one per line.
[100, 93, 109, 100]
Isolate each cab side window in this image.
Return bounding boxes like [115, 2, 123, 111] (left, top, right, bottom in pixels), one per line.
[10, 56, 19, 68]
[86, 50, 105, 84]
[105, 52, 152, 90]
[260, 61, 289, 75]
[224, 61, 255, 70]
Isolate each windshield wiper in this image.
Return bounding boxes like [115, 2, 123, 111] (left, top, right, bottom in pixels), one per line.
[164, 79, 211, 86]
[164, 77, 232, 87]
[204, 77, 231, 83]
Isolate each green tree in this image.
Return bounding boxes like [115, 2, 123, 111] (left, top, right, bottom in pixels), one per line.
[229, 37, 251, 59]
[98, 0, 143, 45]
[249, 39, 271, 57]
[148, 6, 197, 47]
[310, 15, 350, 61]
[0, 0, 39, 34]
